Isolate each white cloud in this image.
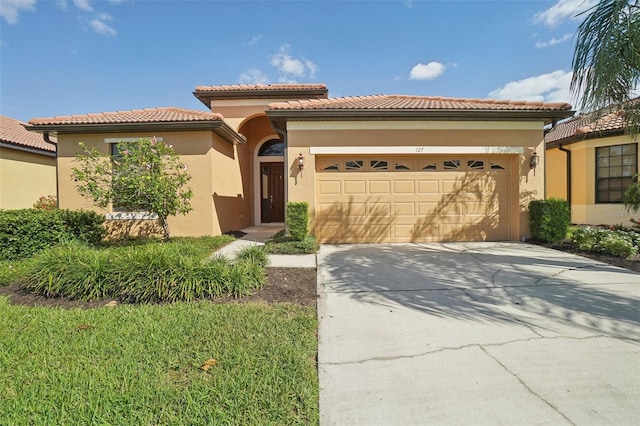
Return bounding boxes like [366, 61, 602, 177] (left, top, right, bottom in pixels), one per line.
[239, 69, 270, 85]
[90, 16, 116, 36]
[534, 0, 597, 27]
[248, 35, 262, 46]
[73, 0, 93, 12]
[535, 33, 573, 48]
[409, 61, 446, 81]
[269, 44, 317, 82]
[0, 0, 36, 24]
[489, 70, 575, 104]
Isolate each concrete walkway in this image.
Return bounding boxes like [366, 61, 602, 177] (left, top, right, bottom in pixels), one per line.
[317, 242, 640, 425]
[213, 226, 316, 268]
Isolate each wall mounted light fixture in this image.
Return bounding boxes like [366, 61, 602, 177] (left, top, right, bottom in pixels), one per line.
[530, 151, 539, 169]
[297, 153, 305, 170]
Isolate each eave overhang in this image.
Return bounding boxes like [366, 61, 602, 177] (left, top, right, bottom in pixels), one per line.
[193, 87, 329, 109]
[266, 108, 576, 132]
[0, 141, 56, 157]
[545, 128, 627, 149]
[24, 121, 246, 145]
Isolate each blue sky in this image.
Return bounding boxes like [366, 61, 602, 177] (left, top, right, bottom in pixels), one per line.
[1, 0, 597, 122]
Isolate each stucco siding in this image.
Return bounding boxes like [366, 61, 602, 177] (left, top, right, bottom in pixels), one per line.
[0, 148, 56, 209]
[550, 135, 639, 226]
[286, 123, 546, 241]
[56, 131, 223, 238]
[545, 147, 567, 200]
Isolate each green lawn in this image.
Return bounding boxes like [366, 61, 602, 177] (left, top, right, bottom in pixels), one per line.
[0, 300, 318, 425]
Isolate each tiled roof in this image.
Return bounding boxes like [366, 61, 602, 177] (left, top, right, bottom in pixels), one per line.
[268, 94, 573, 111]
[28, 107, 224, 126]
[545, 109, 628, 144]
[194, 84, 328, 93]
[0, 115, 55, 153]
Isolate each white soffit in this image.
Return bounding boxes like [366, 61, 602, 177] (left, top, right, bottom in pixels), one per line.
[288, 121, 542, 131]
[310, 146, 524, 155]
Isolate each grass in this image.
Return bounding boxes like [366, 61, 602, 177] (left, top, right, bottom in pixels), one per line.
[0, 299, 319, 425]
[265, 230, 318, 255]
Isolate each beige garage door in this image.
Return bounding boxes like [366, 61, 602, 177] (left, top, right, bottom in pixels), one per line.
[315, 155, 514, 243]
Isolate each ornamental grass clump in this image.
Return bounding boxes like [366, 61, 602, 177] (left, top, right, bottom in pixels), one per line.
[22, 241, 116, 300]
[19, 237, 267, 303]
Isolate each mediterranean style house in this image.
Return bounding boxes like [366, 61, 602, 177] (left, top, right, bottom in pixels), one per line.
[26, 84, 573, 243]
[546, 103, 639, 226]
[1, 115, 56, 209]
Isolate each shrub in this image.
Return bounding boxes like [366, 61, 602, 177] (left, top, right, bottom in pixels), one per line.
[529, 198, 571, 243]
[58, 209, 106, 245]
[287, 202, 309, 241]
[571, 226, 639, 258]
[33, 195, 57, 210]
[0, 209, 106, 260]
[266, 231, 317, 255]
[0, 209, 67, 260]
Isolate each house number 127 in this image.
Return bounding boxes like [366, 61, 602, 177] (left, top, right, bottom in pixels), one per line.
[415, 147, 424, 152]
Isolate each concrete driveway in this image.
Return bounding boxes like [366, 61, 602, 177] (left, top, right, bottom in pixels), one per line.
[317, 243, 640, 425]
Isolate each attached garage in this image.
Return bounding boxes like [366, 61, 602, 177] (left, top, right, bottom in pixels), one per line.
[267, 93, 574, 243]
[315, 155, 514, 243]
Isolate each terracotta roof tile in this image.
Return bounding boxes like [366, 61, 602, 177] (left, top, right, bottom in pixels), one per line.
[0, 115, 56, 153]
[28, 107, 224, 126]
[545, 108, 629, 144]
[195, 83, 328, 92]
[268, 94, 572, 111]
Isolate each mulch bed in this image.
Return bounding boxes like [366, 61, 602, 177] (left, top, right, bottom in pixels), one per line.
[0, 267, 317, 309]
[535, 241, 640, 273]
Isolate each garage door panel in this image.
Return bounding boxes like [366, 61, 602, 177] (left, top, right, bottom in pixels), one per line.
[394, 180, 416, 194]
[417, 180, 439, 194]
[368, 202, 391, 217]
[344, 202, 367, 217]
[368, 225, 392, 241]
[318, 180, 341, 196]
[344, 180, 366, 194]
[418, 202, 440, 216]
[316, 155, 513, 243]
[317, 202, 341, 218]
[393, 202, 415, 216]
[369, 180, 391, 194]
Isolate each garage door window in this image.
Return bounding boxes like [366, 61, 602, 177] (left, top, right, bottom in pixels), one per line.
[468, 160, 484, 170]
[444, 160, 461, 170]
[346, 160, 364, 170]
[371, 160, 388, 170]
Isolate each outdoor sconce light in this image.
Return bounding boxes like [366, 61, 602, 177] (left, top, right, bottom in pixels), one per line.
[297, 153, 305, 170]
[530, 151, 539, 169]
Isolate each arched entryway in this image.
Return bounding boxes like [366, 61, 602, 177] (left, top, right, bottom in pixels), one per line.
[254, 139, 285, 224]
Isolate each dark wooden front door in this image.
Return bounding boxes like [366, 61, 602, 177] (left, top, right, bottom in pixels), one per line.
[260, 162, 284, 223]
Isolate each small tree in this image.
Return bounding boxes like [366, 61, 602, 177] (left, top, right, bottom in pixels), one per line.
[71, 138, 193, 241]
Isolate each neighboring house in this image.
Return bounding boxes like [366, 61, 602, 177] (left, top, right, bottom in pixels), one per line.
[546, 104, 638, 226]
[0, 115, 57, 209]
[26, 84, 573, 243]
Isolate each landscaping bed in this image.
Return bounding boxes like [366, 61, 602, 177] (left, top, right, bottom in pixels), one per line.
[0, 267, 317, 309]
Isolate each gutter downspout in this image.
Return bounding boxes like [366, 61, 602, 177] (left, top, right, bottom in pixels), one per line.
[558, 144, 572, 206]
[43, 132, 60, 209]
[274, 126, 288, 234]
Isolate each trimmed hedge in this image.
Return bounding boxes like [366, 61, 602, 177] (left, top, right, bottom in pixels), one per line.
[0, 209, 106, 260]
[286, 202, 309, 241]
[529, 198, 570, 243]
